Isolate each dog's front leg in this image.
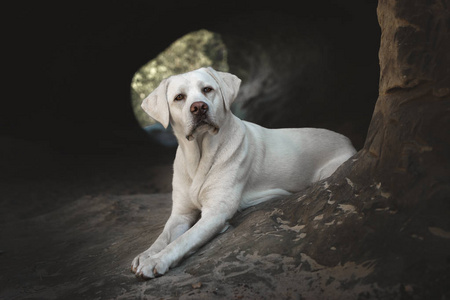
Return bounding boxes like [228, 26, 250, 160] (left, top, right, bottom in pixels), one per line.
[131, 212, 197, 274]
[135, 208, 232, 279]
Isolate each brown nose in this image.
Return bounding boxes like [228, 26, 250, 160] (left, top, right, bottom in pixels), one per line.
[190, 101, 208, 115]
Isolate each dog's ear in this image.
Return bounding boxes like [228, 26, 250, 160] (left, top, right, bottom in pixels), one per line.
[205, 67, 241, 111]
[141, 78, 170, 128]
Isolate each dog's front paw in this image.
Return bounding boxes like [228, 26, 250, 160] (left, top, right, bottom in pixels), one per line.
[131, 251, 152, 273]
[132, 253, 169, 280]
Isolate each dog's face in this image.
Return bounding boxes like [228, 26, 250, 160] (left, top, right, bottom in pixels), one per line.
[142, 67, 241, 141]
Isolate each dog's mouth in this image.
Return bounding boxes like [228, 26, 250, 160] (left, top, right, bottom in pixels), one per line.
[186, 118, 220, 141]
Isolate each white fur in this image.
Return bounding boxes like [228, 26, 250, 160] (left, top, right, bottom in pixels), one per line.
[131, 67, 356, 279]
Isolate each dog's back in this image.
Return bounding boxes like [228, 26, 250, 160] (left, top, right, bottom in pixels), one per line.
[240, 122, 356, 208]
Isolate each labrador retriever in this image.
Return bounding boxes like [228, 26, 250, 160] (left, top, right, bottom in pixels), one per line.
[131, 67, 356, 279]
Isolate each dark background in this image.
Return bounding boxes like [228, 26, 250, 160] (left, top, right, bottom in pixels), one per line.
[2, 0, 379, 194]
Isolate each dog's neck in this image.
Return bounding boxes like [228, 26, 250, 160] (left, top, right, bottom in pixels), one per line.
[172, 113, 243, 172]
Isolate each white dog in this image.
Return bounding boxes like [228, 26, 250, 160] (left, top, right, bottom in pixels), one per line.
[131, 67, 356, 279]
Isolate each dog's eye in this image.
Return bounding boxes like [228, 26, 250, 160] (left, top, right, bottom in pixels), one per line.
[202, 87, 213, 93]
[174, 94, 185, 101]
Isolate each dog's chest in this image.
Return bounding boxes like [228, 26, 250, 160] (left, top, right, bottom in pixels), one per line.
[178, 157, 214, 210]
[176, 139, 226, 209]
[185, 170, 210, 209]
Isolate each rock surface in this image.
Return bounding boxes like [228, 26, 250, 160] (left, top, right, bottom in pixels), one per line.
[0, 182, 401, 299]
[2, 158, 448, 299]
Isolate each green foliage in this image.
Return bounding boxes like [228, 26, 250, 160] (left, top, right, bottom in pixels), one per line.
[131, 30, 229, 127]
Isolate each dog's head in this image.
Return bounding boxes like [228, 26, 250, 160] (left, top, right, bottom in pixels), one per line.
[141, 67, 241, 141]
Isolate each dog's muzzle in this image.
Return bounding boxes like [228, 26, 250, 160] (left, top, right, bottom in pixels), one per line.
[186, 101, 219, 141]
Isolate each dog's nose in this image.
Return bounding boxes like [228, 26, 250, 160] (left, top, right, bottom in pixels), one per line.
[190, 101, 208, 115]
